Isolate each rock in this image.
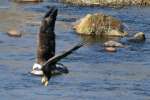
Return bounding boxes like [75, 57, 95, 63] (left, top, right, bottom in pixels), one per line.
[13, 0, 43, 2]
[104, 40, 124, 47]
[7, 29, 22, 37]
[128, 32, 145, 42]
[73, 13, 127, 36]
[105, 29, 128, 37]
[105, 47, 117, 52]
[62, 0, 150, 7]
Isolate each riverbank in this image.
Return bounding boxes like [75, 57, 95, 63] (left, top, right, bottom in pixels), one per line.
[62, 0, 150, 7]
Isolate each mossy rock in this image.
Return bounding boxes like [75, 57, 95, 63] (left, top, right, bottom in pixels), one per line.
[73, 13, 127, 37]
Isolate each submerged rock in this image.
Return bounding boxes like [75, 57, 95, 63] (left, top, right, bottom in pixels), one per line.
[103, 40, 124, 52]
[104, 40, 124, 47]
[128, 32, 145, 42]
[73, 13, 127, 36]
[105, 47, 117, 52]
[7, 29, 22, 37]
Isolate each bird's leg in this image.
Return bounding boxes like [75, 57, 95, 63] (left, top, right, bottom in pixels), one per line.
[41, 75, 49, 86]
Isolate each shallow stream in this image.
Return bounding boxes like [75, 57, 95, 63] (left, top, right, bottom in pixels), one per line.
[0, 0, 150, 100]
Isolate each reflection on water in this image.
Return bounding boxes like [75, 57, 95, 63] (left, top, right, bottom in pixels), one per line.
[0, 0, 150, 100]
[79, 34, 121, 44]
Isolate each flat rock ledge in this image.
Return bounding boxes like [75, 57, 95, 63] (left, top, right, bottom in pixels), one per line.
[62, 0, 150, 7]
[13, 0, 43, 3]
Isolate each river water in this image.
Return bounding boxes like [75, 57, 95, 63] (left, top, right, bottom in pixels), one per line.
[0, 0, 150, 100]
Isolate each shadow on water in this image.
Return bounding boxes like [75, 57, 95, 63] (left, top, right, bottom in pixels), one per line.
[0, 0, 150, 100]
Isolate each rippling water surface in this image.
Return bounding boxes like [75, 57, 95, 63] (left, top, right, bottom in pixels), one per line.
[0, 0, 150, 100]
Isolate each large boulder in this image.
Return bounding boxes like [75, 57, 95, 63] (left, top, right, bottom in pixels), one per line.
[73, 13, 127, 36]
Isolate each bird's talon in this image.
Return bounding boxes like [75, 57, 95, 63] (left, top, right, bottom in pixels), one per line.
[41, 76, 45, 84]
[41, 76, 49, 86]
[44, 81, 49, 86]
